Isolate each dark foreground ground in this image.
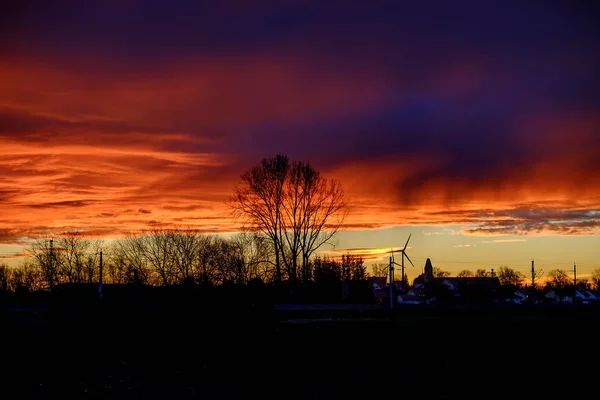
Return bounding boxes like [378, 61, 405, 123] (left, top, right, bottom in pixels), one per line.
[3, 303, 600, 399]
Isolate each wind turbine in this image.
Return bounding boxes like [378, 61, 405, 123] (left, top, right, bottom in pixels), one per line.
[387, 234, 414, 308]
[397, 234, 415, 284]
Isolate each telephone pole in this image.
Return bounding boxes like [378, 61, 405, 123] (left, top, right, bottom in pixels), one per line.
[573, 262, 577, 308]
[49, 239, 54, 293]
[531, 259, 535, 287]
[389, 256, 394, 309]
[98, 250, 103, 300]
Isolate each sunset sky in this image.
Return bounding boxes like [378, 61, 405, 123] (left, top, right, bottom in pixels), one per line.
[1, 1, 599, 281]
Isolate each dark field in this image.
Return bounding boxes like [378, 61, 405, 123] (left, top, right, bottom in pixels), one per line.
[3, 303, 599, 399]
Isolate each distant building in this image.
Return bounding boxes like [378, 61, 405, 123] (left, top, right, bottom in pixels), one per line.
[397, 287, 432, 305]
[367, 276, 387, 291]
[413, 258, 501, 303]
[412, 258, 435, 288]
[367, 276, 389, 302]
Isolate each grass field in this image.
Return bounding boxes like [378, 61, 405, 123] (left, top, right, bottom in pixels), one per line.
[3, 303, 598, 399]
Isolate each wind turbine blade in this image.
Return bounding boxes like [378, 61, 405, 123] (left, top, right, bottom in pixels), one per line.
[402, 234, 411, 251]
[404, 251, 415, 268]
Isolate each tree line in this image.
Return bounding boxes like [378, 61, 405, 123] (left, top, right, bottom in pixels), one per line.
[2, 235, 598, 294]
[373, 262, 600, 292]
[0, 229, 370, 293]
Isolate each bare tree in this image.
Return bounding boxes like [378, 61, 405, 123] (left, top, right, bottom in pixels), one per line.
[82, 242, 103, 284]
[139, 229, 177, 286]
[312, 256, 341, 283]
[196, 235, 223, 286]
[202, 236, 243, 285]
[113, 233, 152, 285]
[170, 228, 203, 283]
[56, 232, 86, 283]
[27, 237, 59, 290]
[295, 161, 347, 282]
[54, 231, 103, 284]
[229, 154, 346, 292]
[575, 278, 590, 292]
[591, 268, 600, 290]
[371, 263, 389, 277]
[546, 269, 573, 302]
[457, 269, 474, 277]
[475, 269, 491, 278]
[432, 267, 451, 278]
[496, 266, 525, 287]
[547, 269, 572, 289]
[341, 254, 367, 281]
[230, 232, 275, 283]
[103, 247, 130, 284]
[0, 262, 9, 291]
[230, 154, 289, 282]
[10, 260, 45, 292]
[24, 233, 102, 288]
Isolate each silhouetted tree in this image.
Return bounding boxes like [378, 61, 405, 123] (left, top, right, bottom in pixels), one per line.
[371, 263, 388, 277]
[103, 250, 130, 284]
[0, 262, 9, 291]
[432, 267, 451, 278]
[591, 268, 600, 290]
[457, 269, 474, 277]
[112, 233, 152, 285]
[312, 257, 341, 283]
[215, 237, 248, 285]
[497, 266, 525, 288]
[230, 154, 288, 283]
[229, 154, 346, 294]
[310, 256, 343, 302]
[341, 254, 367, 281]
[10, 260, 44, 292]
[475, 269, 491, 277]
[196, 235, 221, 286]
[294, 162, 346, 282]
[546, 269, 573, 301]
[139, 229, 177, 286]
[27, 237, 60, 290]
[547, 269, 571, 288]
[9, 265, 26, 292]
[230, 232, 275, 283]
[575, 279, 590, 292]
[54, 231, 103, 284]
[171, 228, 203, 283]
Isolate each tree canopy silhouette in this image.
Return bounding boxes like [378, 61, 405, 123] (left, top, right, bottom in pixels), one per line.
[229, 154, 347, 289]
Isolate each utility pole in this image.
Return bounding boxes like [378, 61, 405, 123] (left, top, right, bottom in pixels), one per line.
[49, 239, 54, 293]
[98, 250, 103, 300]
[531, 259, 535, 287]
[389, 256, 394, 309]
[573, 262, 577, 309]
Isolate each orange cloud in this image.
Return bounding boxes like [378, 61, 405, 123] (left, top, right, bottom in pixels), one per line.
[1, 51, 600, 250]
[0, 55, 391, 245]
